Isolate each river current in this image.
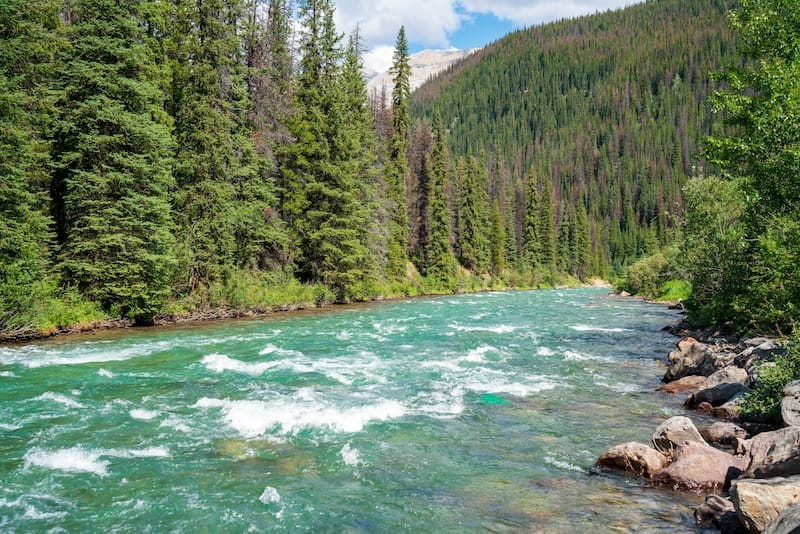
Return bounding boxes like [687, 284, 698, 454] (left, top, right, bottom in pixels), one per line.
[0, 288, 705, 532]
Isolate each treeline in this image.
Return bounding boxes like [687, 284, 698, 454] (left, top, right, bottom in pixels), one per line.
[0, 0, 595, 334]
[412, 0, 738, 273]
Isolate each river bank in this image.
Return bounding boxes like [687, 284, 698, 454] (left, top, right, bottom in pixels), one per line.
[597, 312, 800, 533]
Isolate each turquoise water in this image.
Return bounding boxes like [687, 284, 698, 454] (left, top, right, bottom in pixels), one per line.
[1, 288, 704, 532]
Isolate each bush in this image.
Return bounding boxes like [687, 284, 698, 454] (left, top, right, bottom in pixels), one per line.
[741, 335, 800, 424]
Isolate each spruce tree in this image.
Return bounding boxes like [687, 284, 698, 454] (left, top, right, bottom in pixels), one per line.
[386, 26, 412, 278]
[490, 199, 507, 276]
[538, 178, 557, 268]
[0, 0, 59, 328]
[424, 113, 457, 286]
[457, 154, 490, 273]
[52, 0, 176, 322]
[522, 167, 541, 272]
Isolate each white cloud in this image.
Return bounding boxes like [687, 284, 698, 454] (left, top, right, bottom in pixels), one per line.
[458, 0, 638, 26]
[362, 45, 396, 75]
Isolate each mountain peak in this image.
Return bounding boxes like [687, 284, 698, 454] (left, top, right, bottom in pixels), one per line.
[366, 48, 476, 96]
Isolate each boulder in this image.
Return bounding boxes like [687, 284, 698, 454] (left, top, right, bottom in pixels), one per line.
[781, 380, 800, 427]
[686, 383, 750, 409]
[664, 338, 733, 382]
[695, 494, 746, 532]
[735, 340, 786, 370]
[702, 422, 748, 449]
[706, 366, 751, 389]
[714, 392, 748, 421]
[657, 375, 707, 394]
[744, 427, 800, 478]
[596, 442, 668, 478]
[731, 476, 800, 533]
[764, 501, 800, 534]
[651, 441, 744, 491]
[652, 416, 707, 454]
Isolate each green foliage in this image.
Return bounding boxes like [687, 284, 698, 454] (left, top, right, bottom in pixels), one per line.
[619, 253, 668, 299]
[742, 336, 800, 423]
[413, 0, 738, 272]
[658, 280, 692, 302]
[456, 155, 490, 273]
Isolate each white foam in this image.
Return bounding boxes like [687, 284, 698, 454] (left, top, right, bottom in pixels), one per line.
[570, 325, 632, 333]
[464, 345, 499, 362]
[24, 447, 110, 476]
[258, 344, 304, 358]
[194, 397, 407, 438]
[464, 378, 557, 397]
[34, 392, 84, 409]
[202, 353, 278, 376]
[0, 340, 174, 368]
[544, 455, 585, 473]
[160, 416, 191, 434]
[0, 370, 16, 377]
[448, 324, 517, 334]
[536, 347, 555, 357]
[340, 443, 361, 466]
[0, 423, 20, 431]
[22, 505, 67, 520]
[259, 486, 281, 505]
[24, 446, 170, 477]
[563, 350, 611, 362]
[130, 408, 159, 421]
[97, 368, 114, 378]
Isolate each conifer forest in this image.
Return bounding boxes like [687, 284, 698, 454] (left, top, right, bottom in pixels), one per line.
[2, 0, 798, 336]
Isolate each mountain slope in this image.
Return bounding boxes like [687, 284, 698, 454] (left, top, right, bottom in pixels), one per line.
[412, 0, 738, 270]
[366, 48, 475, 96]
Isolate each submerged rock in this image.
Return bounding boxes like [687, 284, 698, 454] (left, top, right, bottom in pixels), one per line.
[731, 476, 800, 533]
[652, 416, 707, 454]
[651, 441, 744, 491]
[596, 442, 668, 478]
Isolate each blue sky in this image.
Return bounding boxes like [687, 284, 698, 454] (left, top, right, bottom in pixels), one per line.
[333, 0, 643, 73]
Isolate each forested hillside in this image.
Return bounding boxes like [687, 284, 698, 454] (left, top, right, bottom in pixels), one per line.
[0, 0, 742, 337]
[412, 0, 738, 272]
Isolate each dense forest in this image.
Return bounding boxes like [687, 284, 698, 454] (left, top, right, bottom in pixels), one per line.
[2, 0, 787, 339]
[412, 0, 738, 274]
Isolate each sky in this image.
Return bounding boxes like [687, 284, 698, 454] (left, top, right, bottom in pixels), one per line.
[332, 0, 642, 73]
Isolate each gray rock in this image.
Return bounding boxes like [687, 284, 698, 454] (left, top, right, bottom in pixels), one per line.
[707, 366, 751, 388]
[745, 427, 800, 478]
[652, 416, 707, 454]
[695, 495, 747, 532]
[686, 383, 750, 409]
[702, 422, 748, 448]
[651, 441, 744, 491]
[736, 340, 786, 370]
[744, 337, 774, 347]
[764, 501, 800, 534]
[782, 380, 800, 427]
[664, 338, 733, 382]
[596, 442, 668, 478]
[731, 476, 800, 533]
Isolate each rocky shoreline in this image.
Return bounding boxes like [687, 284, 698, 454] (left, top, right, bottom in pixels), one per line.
[596, 319, 800, 533]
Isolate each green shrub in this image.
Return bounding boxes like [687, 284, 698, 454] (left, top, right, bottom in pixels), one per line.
[741, 335, 800, 423]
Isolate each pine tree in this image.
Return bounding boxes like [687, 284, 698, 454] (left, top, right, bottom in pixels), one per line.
[424, 113, 457, 286]
[168, 0, 259, 290]
[522, 167, 541, 271]
[490, 199, 507, 275]
[538, 178, 557, 268]
[385, 26, 412, 278]
[52, 0, 176, 322]
[457, 154, 490, 273]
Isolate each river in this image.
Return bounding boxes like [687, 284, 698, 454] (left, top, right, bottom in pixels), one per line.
[0, 288, 705, 532]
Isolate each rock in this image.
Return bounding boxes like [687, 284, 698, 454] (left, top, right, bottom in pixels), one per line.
[707, 366, 751, 388]
[596, 442, 668, 478]
[745, 427, 800, 478]
[695, 495, 746, 532]
[658, 375, 707, 394]
[697, 401, 715, 414]
[714, 392, 748, 421]
[764, 501, 800, 534]
[782, 380, 800, 427]
[686, 383, 750, 409]
[664, 338, 733, 382]
[744, 337, 774, 347]
[735, 340, 786, 370]
[702, 422, 748, 448]
[619, 290, 631, 297]
[652, 416, 707, 454]
[651, 441, 744, 491]
[731, 476, 800, 533]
